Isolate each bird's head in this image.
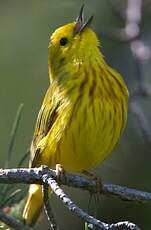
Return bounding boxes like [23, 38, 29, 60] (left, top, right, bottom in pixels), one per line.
[48, 5, 100, 78]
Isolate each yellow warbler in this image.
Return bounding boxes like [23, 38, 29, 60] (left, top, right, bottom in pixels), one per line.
[23, 5, 128, 226]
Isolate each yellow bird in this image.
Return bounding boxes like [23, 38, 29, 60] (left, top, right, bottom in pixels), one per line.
[23, 5, 128, 226]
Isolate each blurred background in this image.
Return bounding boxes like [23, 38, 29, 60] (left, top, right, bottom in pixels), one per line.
[0, 0, 151, 229]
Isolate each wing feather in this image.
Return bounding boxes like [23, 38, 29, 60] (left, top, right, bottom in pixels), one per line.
[30, 85, 59, 167]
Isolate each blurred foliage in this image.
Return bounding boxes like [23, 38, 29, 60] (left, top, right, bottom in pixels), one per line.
[0, 0, 151, 230]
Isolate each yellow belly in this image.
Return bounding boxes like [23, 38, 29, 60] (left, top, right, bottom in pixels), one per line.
[42, 97, 124, 173]
[60, 102, 122, 172]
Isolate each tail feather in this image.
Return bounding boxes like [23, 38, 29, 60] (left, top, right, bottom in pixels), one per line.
[22, 184, 43, 226]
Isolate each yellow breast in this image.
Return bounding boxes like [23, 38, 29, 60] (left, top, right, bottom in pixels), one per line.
[41, 65, 128, 173]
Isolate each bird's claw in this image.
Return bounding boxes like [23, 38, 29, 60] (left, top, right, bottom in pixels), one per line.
[83, 170, 102, 193]
[56, 164, 65, 180]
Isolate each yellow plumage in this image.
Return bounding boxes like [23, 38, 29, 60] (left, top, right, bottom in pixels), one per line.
[23, 8, 128, 226]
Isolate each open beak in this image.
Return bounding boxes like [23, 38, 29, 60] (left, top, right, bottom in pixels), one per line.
[75, 4, 93, 34]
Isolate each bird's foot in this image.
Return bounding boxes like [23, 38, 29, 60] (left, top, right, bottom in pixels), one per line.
[82, 170, 102, 193]
[55, 164, 65, 180]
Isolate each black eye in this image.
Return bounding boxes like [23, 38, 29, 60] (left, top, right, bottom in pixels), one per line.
[60, 37, 68, 46]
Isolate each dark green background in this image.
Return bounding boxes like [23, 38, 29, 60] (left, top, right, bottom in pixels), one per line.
[0, 1, 151, 229]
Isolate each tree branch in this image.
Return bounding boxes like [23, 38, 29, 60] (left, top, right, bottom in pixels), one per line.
[0, 209, 32, 230]
[42, 168, 140, 230]
[130, 100, 151, 143]
[0, 166, 150, 229]
[0, 167, 151, 203]
[102, 0, 151, 143]
[42, 184, 59, 230]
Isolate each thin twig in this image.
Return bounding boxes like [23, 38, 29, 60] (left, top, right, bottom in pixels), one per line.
[87, 221, 140, 230]
[42, 170, 140, 230]
[0, 166, 141, 230]
[104, 0, 151, 143]
[17, 149, 30, 168]
[0, 209, 32, 230]
[0, 167, 148, 229]
[127, 0, 151, 143]
[42, 184, 59, 230]
[5, 103, 24, 168]
[107, 221, 140, 230]
[0, 189, 22, 208]
[0, 167, 151, 203]
[130, 101, 151, 143]
[99, 28, 137, 42]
